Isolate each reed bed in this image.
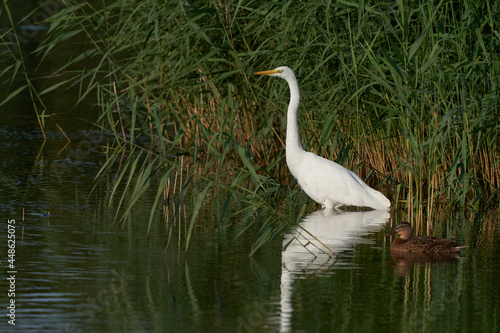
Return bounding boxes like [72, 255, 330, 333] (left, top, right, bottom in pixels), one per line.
[4, 0, 499, 252]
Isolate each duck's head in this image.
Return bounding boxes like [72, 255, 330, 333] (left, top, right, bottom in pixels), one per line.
[386, 222, 413, 240]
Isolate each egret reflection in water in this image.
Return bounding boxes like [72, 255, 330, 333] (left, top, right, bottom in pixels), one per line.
[278, 209, 390, 332]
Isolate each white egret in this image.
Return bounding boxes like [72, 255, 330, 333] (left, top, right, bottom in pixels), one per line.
[254, 66, 390, 210]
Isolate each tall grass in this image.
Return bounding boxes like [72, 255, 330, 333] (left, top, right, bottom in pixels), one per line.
[0, 1, 52, 138]
[11, 0, 500, 252]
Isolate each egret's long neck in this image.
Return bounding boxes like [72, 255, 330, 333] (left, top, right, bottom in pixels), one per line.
[285, 76, 303, 153]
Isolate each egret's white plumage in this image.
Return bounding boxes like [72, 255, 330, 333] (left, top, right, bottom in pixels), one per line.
[254, 66, 390, 210]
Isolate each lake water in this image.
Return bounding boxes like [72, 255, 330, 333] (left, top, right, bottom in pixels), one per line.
[1, 101, 499, 332]
[1, 4, 500, 332]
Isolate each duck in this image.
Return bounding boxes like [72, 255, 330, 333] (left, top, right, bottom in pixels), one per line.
[386, 222, 466, 254]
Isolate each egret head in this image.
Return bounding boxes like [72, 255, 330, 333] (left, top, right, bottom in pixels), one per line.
[254, 66, 295, 80]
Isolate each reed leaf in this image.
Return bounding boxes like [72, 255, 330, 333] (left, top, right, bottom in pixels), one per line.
[185, 184, 211, 252]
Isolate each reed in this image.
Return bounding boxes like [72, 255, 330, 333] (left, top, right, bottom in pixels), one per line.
[7, 0, 499, 252]
[0, 2, 52, 138]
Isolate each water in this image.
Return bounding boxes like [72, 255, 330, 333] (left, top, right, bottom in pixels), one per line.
[1, 5, 499, 332]
[0, 111, 498, 333]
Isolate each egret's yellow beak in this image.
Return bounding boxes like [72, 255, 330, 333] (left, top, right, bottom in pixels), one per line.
[254, 69, 282, 75]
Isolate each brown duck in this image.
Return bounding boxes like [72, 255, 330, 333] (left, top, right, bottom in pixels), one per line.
[387, 222, 466, 254]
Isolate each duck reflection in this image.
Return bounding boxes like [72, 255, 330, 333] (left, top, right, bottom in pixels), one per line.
[390, 251, 462, 277]
[279, 209, 390, 332]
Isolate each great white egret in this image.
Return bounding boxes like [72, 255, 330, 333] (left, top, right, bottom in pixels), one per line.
[254, 66, 390, 210]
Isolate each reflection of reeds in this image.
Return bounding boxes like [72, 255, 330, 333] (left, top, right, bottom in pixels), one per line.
[5, 0, 498, 251]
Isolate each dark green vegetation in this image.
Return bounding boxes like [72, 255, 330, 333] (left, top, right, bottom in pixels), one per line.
[2, 0, 499, 253]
